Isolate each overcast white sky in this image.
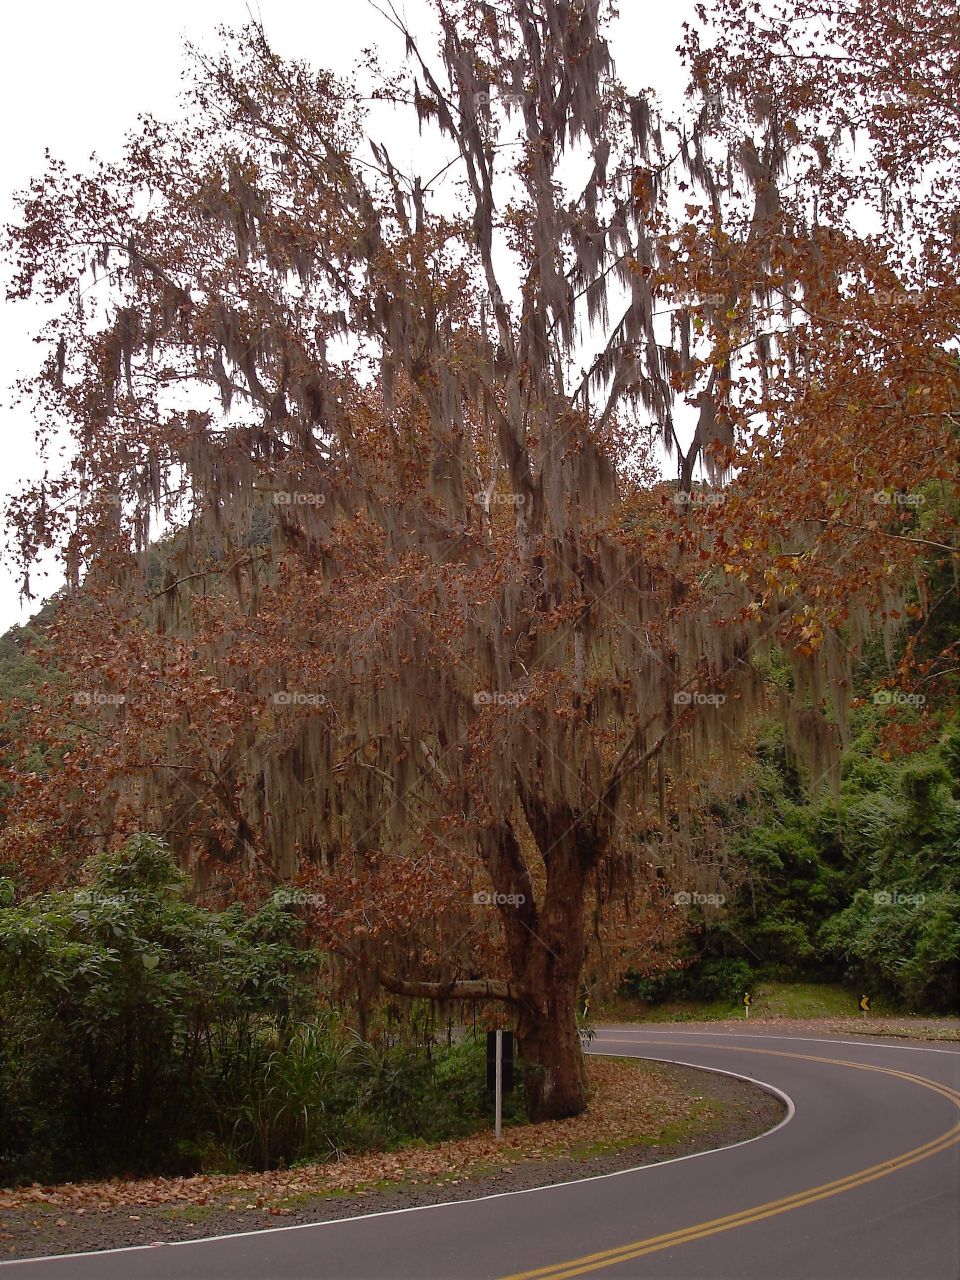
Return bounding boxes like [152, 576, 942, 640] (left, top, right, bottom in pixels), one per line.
[0, 0, 696, 633]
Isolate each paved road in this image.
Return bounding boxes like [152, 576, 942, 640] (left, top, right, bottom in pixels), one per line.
[3, 1027, 958, 1278]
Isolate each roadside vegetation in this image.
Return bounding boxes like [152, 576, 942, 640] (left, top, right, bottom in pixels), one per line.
[620, 712, 959, 1017]
[619, 541, 959, 1018]
[0, 837, 524, 1187]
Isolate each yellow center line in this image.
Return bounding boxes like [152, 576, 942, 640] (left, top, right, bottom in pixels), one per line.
[498, 1041, 960, 1280]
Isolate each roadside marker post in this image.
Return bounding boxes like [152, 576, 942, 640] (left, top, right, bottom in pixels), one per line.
[486, 1031, 514, 1087]
[486, 1029, 514, 1137]
[743, 991, 751, 1019]
[494, 1029, 503, 1139]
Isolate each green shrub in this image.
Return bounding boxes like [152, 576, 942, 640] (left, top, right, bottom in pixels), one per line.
[685, 957, 753, 1003]
[0, 837, 523, 1184]
[0, 834, 318, 1183]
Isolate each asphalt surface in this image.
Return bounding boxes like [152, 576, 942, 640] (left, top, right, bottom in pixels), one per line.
[2, 1026, 958, 1279]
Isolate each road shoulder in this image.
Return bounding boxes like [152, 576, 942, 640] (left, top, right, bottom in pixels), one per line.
[0, 1058, 783, 1262]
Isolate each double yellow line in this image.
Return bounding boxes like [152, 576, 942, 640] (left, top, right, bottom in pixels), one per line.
[499, 1044, 960, 1280]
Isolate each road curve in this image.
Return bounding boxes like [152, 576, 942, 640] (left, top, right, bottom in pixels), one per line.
[2, 1026, 958, 1279]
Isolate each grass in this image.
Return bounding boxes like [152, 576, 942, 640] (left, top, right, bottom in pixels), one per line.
[566, 1099, 720, 1160]
[158, 1205, 216, 1223]
[276, 1178, 400, 1210]
[602, 981, 898, 1023]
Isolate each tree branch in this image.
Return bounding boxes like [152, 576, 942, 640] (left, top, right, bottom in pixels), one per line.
[813, 519, 959, 555]
[375, 965, 519, 1003]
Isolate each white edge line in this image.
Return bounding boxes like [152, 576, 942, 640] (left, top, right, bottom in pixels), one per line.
[0, 1051, 795, 1269]
[594, 1029, 960, 1055]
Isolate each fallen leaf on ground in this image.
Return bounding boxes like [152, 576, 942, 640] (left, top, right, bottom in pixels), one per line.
[0, 1058, 709, 1215]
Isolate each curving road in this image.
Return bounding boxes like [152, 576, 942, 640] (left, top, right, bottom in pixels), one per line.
[3, 1026, 958, 1278]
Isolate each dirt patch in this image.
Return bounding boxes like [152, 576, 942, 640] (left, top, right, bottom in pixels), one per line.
[790, 1017, 959, 1042]
[0, 1057, 783, 1261]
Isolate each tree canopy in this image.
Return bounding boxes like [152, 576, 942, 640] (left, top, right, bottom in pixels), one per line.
[2, 0, 957, 1116]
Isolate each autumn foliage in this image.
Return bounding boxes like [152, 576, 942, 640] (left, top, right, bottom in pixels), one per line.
[2, 0, 957, 1118]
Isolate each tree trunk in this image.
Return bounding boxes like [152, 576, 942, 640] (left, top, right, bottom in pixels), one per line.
[375, 813, 598, 1123]
[499, 807, 596, 1122]
[515, 974, 586, 1121]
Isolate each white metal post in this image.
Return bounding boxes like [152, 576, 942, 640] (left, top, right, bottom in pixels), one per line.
[494, 1029, 503, 1139]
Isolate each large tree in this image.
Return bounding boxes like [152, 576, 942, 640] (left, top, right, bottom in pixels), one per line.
[3, 0, 956, 1117]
